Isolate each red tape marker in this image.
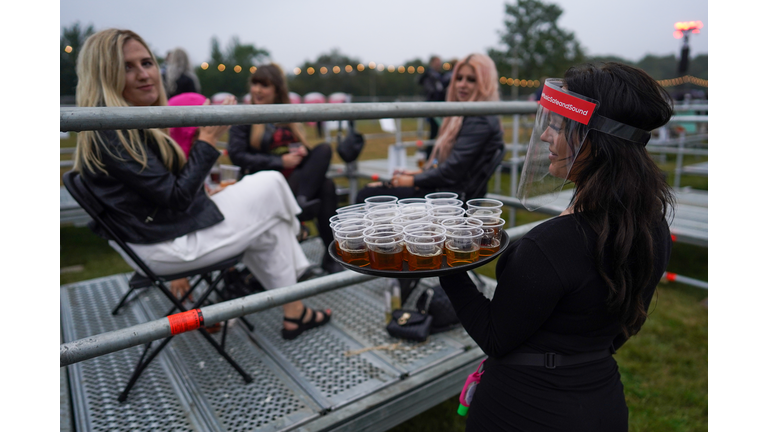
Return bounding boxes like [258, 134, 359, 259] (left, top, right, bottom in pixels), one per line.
[371, 174, 380, 181]
[666, 272, 677, 282]
[168, 309, 204, 335]
[670, 234, 678, 242]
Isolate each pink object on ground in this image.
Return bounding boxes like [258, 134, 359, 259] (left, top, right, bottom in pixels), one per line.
[168, 92, 207, 157]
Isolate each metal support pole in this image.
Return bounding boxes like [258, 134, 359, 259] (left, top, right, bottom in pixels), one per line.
[509, 114, 521, 227]
[674, 131, 686, 189]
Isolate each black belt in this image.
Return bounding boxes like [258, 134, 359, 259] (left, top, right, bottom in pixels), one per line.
[500, 348, 614, 369]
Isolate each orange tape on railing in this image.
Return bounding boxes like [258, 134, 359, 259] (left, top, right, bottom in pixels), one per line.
[168, 309, 204, 335]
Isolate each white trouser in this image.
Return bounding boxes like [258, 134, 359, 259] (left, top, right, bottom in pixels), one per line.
[115, 171, 311, 290]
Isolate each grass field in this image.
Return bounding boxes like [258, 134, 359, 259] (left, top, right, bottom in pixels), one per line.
[60, 117, 707, 431]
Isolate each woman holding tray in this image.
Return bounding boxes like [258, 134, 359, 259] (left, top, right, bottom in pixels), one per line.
[440, 62, 675, 431]
[73, 29, 331, 340]
[355, 53, 505, 203]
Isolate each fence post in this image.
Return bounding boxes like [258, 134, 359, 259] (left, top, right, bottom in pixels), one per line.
[674, 131, 686, 189]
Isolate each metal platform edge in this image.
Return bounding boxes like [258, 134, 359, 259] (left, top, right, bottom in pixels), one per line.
[294, 347, 485, 432]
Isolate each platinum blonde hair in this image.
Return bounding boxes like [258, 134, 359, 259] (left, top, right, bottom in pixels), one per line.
[164, 47, 201, 96]
[73, 28, 186, 174]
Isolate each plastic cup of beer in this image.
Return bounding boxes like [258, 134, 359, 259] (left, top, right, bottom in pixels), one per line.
[428, 198, 464, 208]
[466, 198, 504, 211]
[478, 217, 505, 257]
[363, 225, 404, 271]
[364, 195, 399, 211]
[219, 164, 241, 188]
[336, 229, 370, 267]
[336, 203, 367, 217]
[334, 219, 372, 263]
[429, 206, 465, 225]
[466, 207, 503, 220]
[444, 227, 483, 267]
[440, 217, 483, 230]
[397, 197, 429, 208]
[391, 214, 431, 261]
[364, 207, 400, 225]
[425, 192, 459, 202]
[405, 232, 446, 271]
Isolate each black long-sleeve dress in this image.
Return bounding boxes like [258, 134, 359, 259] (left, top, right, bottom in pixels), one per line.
[440, 213, 672, 431]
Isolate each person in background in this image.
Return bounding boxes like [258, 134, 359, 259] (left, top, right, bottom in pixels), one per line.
[167, 92, 209, 157]
[227, 63, 342, 274]
[74, 29, 331, 340]
[418, 55, 447, 158]
[357, 53, 504, 202]
[163, 47, 202, 99]
[439, 62, 675, 431]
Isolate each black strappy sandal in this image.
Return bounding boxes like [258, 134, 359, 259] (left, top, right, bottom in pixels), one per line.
[282, 306, 332, 340]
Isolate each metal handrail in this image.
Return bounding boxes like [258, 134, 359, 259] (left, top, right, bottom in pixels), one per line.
[60, 101, 539, 132]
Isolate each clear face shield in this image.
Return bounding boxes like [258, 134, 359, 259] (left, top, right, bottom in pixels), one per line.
[516, 79, 652, 211]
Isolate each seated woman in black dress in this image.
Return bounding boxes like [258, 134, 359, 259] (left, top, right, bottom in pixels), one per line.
[74, 29, 331, 340]
[356, 53, 504, 203]
[440, 62, 675, 431]
[228, 63, 341, 274]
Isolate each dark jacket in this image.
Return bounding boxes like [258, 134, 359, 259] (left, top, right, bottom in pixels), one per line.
[227, 124, 285, 175]
[419, 68, 446, 101]
[81, 130, 224, 244]
[414, 115, 504, 198]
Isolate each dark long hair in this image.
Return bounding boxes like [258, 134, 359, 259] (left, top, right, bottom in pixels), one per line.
[566, 62, 674, 337]
[249, 63, 291, 105]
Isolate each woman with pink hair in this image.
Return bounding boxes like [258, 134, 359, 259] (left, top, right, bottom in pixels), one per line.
[356, 53, 505, 202]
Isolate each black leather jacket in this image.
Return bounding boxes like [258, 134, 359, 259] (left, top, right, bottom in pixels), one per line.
[81, 130, 224, 244]
[414, 115, 504, 197]
[227, 123, 285, 175]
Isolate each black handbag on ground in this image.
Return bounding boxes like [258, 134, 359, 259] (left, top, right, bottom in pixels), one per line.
[399, 279, 461, 334]
[417, 284, 460, 333]
[386, 285, 435, 342]
[336, 120, 365, 163]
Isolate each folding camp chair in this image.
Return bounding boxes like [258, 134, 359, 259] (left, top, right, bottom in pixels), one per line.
[62, 171, 254, 402]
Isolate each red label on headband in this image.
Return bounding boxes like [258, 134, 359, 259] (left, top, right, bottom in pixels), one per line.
[168, 309, 204, 335]
[540, 85, 596, 125]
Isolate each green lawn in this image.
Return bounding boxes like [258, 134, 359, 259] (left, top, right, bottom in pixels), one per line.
[60, 117, 707, 431]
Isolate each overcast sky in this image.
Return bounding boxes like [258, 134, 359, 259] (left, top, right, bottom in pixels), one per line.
[60, 0, 708, 75]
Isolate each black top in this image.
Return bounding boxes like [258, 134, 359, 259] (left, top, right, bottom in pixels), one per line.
[165, 73, 199, 99]
[439, 213, 672, 431]
[81, 130, 224, 244]
[227, 123, 287, 174]
[413, 115, 504, 197]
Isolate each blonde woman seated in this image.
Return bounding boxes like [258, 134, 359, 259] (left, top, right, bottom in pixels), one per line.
[356, 53, 504, 203]
[73, 29, 330, 340]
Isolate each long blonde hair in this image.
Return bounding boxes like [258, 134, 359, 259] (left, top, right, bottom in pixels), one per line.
[73, 28, 186, 174]
[429, 53, 500, 164]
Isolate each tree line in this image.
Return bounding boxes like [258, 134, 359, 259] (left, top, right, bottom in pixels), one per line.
[61, 0, 707, 101]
